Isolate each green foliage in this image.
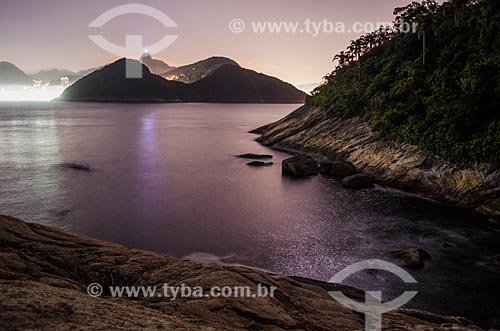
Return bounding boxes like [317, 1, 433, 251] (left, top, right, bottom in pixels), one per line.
[308, 0, 500, 163]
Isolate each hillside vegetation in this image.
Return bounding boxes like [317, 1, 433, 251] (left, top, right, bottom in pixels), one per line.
[308, 0, 500, 163]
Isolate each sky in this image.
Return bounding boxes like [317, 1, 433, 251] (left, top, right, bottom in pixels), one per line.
[0, 0, 430, 86]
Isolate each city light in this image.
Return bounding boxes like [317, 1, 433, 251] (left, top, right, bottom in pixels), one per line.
[0, 85, 65, 101]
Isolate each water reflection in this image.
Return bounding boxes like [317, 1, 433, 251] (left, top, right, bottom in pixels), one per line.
[0, 102, 498, 324]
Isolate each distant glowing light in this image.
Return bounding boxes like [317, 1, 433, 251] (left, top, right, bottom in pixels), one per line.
[0, 85, 66, 101]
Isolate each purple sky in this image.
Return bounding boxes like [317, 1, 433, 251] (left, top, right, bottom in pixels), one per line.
[0, 0, 431, 85]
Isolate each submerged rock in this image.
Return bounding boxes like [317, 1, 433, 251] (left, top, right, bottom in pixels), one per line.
[341, 174, 375, 189]
[282, 155, 318, 178]
[319, 161, 357, 179]
[57, 163, 92, 172]
[390, 248, 432, 269]
[247, 161, 273, 167]
[238, 153, 273, 159]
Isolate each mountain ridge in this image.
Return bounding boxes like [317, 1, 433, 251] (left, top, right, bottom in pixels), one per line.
[0, 61, 32, 85]
[161, 56, 239, 84]
[60, 58, 306, 103]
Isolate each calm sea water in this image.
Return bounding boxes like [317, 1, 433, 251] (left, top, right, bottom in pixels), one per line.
[0, 102, 498, 324]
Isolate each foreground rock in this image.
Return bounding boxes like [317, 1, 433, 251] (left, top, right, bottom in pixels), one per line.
[282, 155, 318, 178]
[252, 105, 500, 218]
[390, 248, 432, 269]
[319, 161, 357, 179]
[0, 215, 482, 331]
[238, 153, 273, 159]
[341, 174, 375, 189]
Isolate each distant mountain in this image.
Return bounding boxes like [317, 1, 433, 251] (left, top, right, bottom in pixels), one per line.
[32, 67, 100, 85]
[189, 65, 306, 103]
[296, 83, 320, 94]
[32, 69, 76, 82]
[60, 58, 306, 103]
[162, 57, 239, 83]
[0, 61, 32, 85]
[60, 59, 185, 102]
[47, 75, 82, 86]
[140, 52, 175, 75]
[75, 67, 100, 77]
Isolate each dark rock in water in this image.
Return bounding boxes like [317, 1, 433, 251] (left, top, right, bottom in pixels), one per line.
[57, 163, 92, 172]
[247, 161, 273, 167]
[318, 162, 332, 174]
[319, 161, 357, 179]
[282, 155, 318, 178]
[238, 153, 273, 159]
[390, 248, 431, 269]
[341, 174, 375, 189]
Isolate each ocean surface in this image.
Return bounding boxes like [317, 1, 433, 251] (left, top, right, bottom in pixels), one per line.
[0, 102, 498, 325]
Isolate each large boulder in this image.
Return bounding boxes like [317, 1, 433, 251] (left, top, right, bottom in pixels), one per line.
[341, 174, 375, 189]
[390, 248, 432, 269]
[282, 155, 318, 178]
[319, 161, 357, 179]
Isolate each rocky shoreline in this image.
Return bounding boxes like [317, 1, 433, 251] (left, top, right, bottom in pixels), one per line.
[0, 215, 487, 330]
[252, 105, 500, 219]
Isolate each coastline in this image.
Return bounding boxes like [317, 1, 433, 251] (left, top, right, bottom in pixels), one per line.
[0, 215, 485, 330]
[252, 105, 500, 219]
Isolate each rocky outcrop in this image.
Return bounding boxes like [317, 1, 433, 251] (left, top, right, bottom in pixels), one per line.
[282, 155, 318, 178]
[390, 248, 432, 269]
[319, 161, 357, 179]
[341, 174, 375, 189]
[253, 105, 500, 218]
[0, 215, 483, 330]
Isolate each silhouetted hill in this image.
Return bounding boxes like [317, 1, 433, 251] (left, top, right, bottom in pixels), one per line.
[189, 65, 306, 103]
[0, 61, 32, 85]
[60, 59, 186, 102]
[162, 57, 239, 83]
[60, 58, 306, 103]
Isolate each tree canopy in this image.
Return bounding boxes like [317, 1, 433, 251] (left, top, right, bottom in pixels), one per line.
[308, 0, 500, 163]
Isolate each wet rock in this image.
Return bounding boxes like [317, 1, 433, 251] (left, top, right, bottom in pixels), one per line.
[319, 161, 357, 179]
[341, 174, 375, 189]
[0, 215, 483, 331]
[390, 248, 431, 269]
[57, 163, 92, 172]
[238, 153, 273, 159]
[282, 155, 318, 178]
[247, 161, 273, 167]
[253, 105, 500, 218]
